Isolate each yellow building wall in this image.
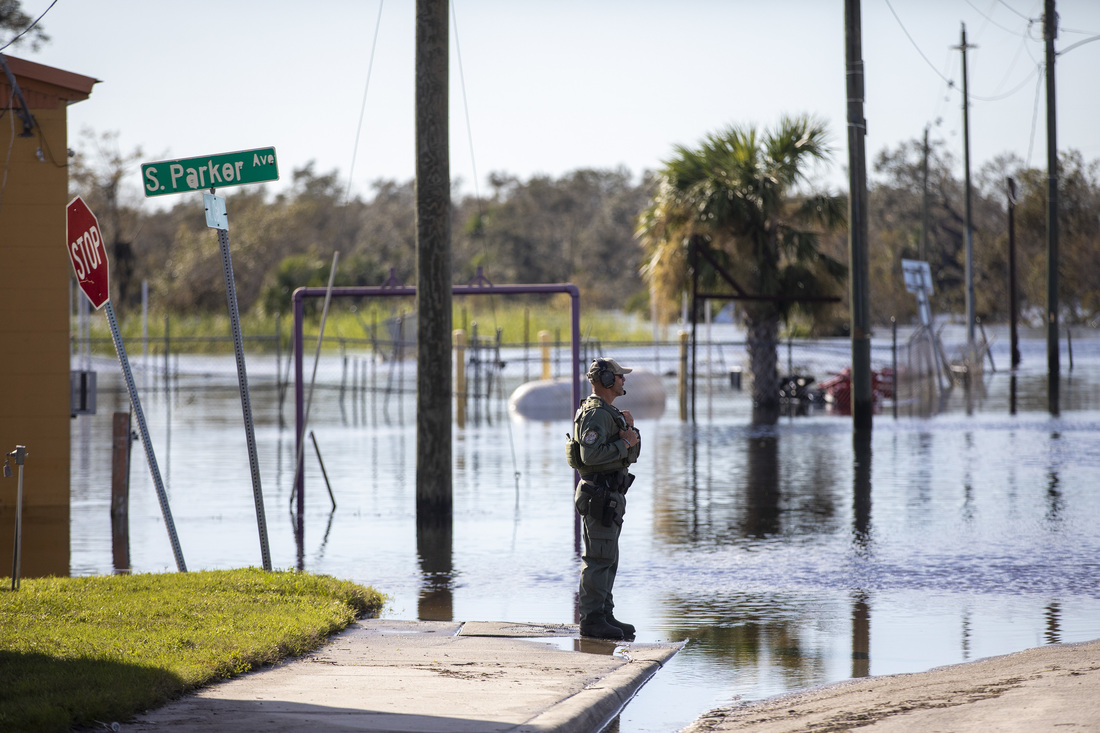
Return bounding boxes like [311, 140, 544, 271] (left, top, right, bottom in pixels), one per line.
[0, 104, 73, 576]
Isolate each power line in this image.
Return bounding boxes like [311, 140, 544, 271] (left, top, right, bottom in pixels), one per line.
[1059, 34, 1100, 55]
[883, 0, 954, 85]
[1025, 62, 1043, 168]
[971, 62, 1041, 101]
[995, 0, 1033, 22]
[0, 0, 59, 53]
[344, 0, 386, 207]
[965, 0, 1028, 35]
[451, 0, 482, 210]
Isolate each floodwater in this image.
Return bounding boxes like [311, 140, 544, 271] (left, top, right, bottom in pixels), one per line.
[68, 329, 1100, 733]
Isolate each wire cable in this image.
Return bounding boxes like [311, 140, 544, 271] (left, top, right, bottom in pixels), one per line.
[451, 0, 482, 213]
[995, 0, 1032, 22]
[883, 0, 954, 86]
[1059, 34, 1100, 55]
[964, 0, 1027, 35]
[344, 0, 385, 207]
[1025, 62, 1043, 168]
[451, 1, 520, 490]
[0, 90, 16, 216]
[0, 0, 58, 52]
[970, 64, 1040, 101]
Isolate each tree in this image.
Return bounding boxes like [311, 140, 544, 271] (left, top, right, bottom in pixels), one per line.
[638, 115, 846, 423]
[0, 0, 49, 50]
[68, 130, 145, 309]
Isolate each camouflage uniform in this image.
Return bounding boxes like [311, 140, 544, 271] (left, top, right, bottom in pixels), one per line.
[573, 394, 641, 636]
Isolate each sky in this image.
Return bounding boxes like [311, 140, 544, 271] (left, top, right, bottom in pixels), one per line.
[8, 0, 1100, 208]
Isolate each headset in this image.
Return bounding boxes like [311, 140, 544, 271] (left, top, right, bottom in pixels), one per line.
[590, 358, 617, 389]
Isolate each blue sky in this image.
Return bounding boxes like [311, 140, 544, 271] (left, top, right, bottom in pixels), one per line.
[10, 1, 1100, 206]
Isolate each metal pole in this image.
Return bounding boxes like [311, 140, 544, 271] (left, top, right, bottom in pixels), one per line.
[293, 292, 305, 534]
[106, 301, 186, 571]
[690, 237, 699, 423]
[309, 431, 337, 510]
[216, 228, 271, 571]
[291, 252, 340, 512]
[7, 445, 26, 590]
[891, 317, 898, 420]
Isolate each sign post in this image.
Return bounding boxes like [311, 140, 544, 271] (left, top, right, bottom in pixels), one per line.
[66, 197, 186, 572]
[142, 148, 277, 572]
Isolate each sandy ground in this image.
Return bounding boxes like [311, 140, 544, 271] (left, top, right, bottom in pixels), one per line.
[682, 639, 1100, 732]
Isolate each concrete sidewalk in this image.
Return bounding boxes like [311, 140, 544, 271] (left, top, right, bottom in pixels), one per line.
[683, 638, 1100, 733]
[124, 619, 683, 732]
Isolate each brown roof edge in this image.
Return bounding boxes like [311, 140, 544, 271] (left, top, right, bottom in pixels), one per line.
[1, 54, 99, 104]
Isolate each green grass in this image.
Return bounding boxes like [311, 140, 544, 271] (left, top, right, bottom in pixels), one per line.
[0, 569, 385, 732]
[78, 299, 652, 356]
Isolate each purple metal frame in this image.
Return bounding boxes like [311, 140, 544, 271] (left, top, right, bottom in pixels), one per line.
[291, 282, 582, 518]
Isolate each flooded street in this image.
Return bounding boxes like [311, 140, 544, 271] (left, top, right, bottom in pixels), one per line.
[68, 332, 1100, 732]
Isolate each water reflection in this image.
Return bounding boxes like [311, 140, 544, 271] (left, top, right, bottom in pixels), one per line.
[851, 591, 870, 678]
[417, 519, 454, 622]
[64, 343, 1100, 733]
[743, 433, 780, 538]
[852, 431, 872, 552]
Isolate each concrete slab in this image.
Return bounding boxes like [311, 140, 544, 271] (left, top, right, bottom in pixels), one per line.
[122, 619, 684, 732]
[683, 638, 1100, 733]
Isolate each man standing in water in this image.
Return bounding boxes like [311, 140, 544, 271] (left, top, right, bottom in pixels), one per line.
[570, 358, 641, 640]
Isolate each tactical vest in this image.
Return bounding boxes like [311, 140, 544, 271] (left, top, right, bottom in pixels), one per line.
[565, 396, 632, 475]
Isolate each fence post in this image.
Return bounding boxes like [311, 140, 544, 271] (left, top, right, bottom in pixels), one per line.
[111, 411, 131, 572]
[679, 331, 689, 421]
[539, 330, 551, 380]
[454, 329, 467, 428]
[110, 412, 131, 519]
[163, 315, 170, 392]
[891, 317, 898, 420]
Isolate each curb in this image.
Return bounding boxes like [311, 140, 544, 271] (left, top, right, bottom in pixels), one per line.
[523, 643, 684, 732]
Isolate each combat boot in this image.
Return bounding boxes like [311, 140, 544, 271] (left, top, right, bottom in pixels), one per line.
[606, 615, 635, 639]
[579, 613, 625, 640]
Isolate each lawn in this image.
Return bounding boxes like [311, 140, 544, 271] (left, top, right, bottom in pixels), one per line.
[0, 569, 385, 731]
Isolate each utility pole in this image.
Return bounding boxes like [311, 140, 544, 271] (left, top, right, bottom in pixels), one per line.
[415, 0, 453, 528]
[1044, 0, 1060, 414]
[1007, 177, 1021, 369]
[920, 126, 930, 262]
[845, 0, 872, 431]
[956, 24, 976, 346]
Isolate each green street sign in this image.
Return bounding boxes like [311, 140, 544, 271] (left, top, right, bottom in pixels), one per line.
[141, 147, 279, 197]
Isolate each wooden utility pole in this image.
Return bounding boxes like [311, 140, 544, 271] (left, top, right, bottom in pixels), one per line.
[920, 127, 930, 262]
[1007, 177, 1021, 369]
[1044, 0, 1060, 414]
[845, 0, 872, 430]
[957, 24, 976, 346]
[415, 0, 453, 527]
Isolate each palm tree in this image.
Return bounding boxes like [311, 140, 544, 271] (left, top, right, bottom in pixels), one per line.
[638, 115, 847, 423]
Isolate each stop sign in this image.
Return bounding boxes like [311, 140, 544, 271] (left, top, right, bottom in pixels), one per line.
[66, 196, 110, 309]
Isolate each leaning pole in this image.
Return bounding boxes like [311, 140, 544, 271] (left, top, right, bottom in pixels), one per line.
[415, 0, 453, 528]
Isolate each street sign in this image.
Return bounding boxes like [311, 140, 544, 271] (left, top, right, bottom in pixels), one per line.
[901, 259, 935, 327]
[141, 146, 279, 197]
[66, 196, 110, 309]
[901, 259, 934, 295]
